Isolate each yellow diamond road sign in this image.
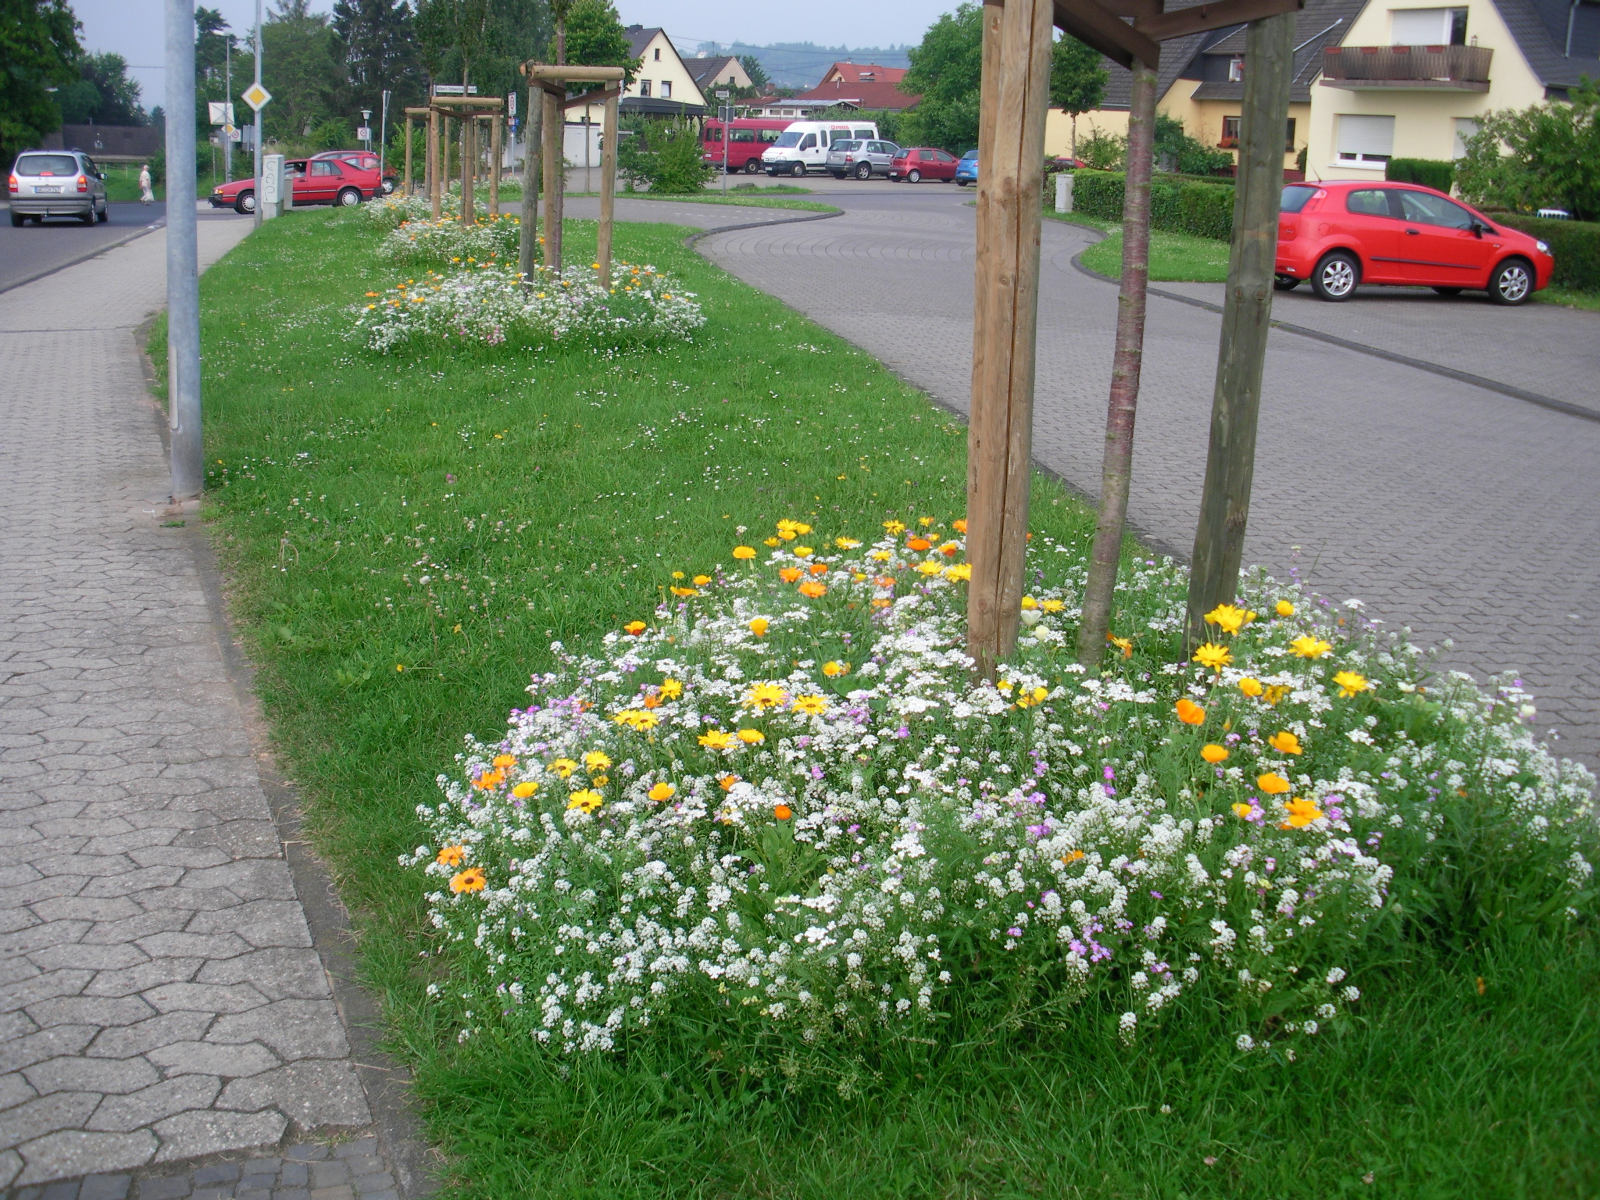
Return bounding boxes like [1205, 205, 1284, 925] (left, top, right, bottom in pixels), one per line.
[242, 83, 272, 111]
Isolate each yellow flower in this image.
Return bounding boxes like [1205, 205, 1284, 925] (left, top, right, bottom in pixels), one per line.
[1238, 677, 1264, 698]
[1015, 686, 1049, 709]
[822, 661, 851, 677]
[1257, 772, 1292, 795]
[883, 520, 906, 535]
[792, 694, 829, 716]
[764, 537, 781, 548]
[1061, 848, 1085, 863]
[1276, 600, 1295, 617]
[737, 728, 765, 744]
[869, 549, 893, 562]
[1108, 634, 1133, 658]
[623, 620, 647, 636]
[1041, 599, 1065, 613]
[1282, 797, 1324, 828]
[1193, 643, 1233, 672]
[699, 729, 735, 749]
[612, 709, 659, 731]
[566, 790, 604, 814]
[835, 537, 862, 549]
[1020, 596, 1039, 610]
[1264, 684, 1291, 706]
[917, 560, 942, 576]
[1203, 604, 1252, 635]
[511, 781, 539, 799]
[1201, 744, 1229, 763]
[749, 618, 769, 637]
[693, 575, 712, 586]
[1268, 731, 1304, 755]
[584, 751, 612, 772]
[548, 758, 579, 778]
[777, 519, 811, 536]
[1175, 699, 1206, 725]
[436, 845, 466, 867]
[733, 545, 757, 559]
[743, 683, 788, 711]
[918, 516, 935, 527]
[648, 782, 675, 802]
[1333, 670, 1370, 698]
[450, 866, 487, 893]
[944, 563, 972, 581]
[1290, 635, 1333, 659]
[1231, 802, 1254, 819]
[794, 545, 814, 558]
[659, 678, 683, 700]
[670, 586, 698, 597]
[672, 571, 685, 580]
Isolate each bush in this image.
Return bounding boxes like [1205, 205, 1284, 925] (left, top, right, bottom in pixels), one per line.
[377, 213, 520, 265]
[1072, 169, 1237, 240]
[1455, 81, 1600, 220]
[1493, 213, 1600, 292]
[619, 120, 714, 194]
[1155, 114, 1234, 177]
[1077, 126, 1125, 171]
[1387, 158, 1454, 192]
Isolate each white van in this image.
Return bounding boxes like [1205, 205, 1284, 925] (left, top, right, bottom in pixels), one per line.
[762, 120, 879, 177]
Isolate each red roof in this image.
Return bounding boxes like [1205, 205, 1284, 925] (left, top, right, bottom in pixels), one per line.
[792, 61, 921, 111]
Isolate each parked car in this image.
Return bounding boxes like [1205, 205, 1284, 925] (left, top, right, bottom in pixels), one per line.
[318, 149, 396, 194]
[702, 118, 797, 174]
[827, 139, 901, 179]
[209, 155, 374, 214]
[1046, 156, 1089, 171]
[888, 147, 959, 183]
[7, 149, 108, 225]
[955, 148, 977, 186]
[1274, 180, 1554, 306]
[762, 120, 879, 177]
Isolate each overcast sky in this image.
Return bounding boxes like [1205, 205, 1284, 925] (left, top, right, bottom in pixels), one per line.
[72, 0, 951, 115]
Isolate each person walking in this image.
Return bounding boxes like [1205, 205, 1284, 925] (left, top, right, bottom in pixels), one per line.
[139, 163, 154, 204]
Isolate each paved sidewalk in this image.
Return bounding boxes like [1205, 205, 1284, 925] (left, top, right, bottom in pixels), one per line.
[0, 223, 393, 1189]
[601, 186, 1600, 768]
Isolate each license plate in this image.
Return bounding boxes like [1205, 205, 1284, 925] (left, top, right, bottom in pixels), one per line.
[34, 185, 62, 194]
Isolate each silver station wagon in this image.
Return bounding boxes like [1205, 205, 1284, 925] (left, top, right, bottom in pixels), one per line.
[8, 149, 109, 225]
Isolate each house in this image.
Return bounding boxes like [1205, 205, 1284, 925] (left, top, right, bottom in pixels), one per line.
[749, 94, 834, 119]
[1304, 0, 1600, 180]
[599, 26, 708, 118]
[687, 55, 754, 97]
[787, 62, 923, 111]
[1044, 0, 1361, 170]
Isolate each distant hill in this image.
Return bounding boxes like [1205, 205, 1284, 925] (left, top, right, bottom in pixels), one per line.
[684, 40, 913, 90]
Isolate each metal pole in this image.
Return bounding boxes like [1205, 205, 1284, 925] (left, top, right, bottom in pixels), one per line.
[166, 0, 203, 500]
[251, 0, 262, 228]
[224, 34, 231, 184]
[379, 89, 390, 180]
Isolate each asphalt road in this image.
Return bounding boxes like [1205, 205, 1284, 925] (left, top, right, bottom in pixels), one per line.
[0, 201, 168, 293]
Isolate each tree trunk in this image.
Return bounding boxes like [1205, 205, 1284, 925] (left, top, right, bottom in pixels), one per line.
[1186, 12, 1296, 647]
[1076, 58, 1158, 667]
[541, 85, 562, 270]
[519, 83, 542, 282]
[597, 89, 619, 285]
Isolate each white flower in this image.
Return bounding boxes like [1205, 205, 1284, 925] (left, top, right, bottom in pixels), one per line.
[1236, 1033, 1255, 1052]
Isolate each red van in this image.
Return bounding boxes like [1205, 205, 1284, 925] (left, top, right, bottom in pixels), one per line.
[701, 119, 793, 174]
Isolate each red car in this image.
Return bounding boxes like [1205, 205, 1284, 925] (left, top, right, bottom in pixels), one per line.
[1275, 180, 1553, 305]
[889, 147, 959, 183]
[209, 152, 379, 215]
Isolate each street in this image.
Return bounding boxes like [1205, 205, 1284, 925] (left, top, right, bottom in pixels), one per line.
[0, 202, 170, 294]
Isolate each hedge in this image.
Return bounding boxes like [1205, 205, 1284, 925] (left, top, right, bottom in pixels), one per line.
[1070, 169, 1236, 240]
[1494, 214, 1600, 293]
[1386, 158, 1454, 192]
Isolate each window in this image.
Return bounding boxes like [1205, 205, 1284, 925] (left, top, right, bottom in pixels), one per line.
[1221, 115, 1241, 147]
[704, 126, 721, 142]
[310, 160, 342, 176]
[758, 128, 782, 143]
[653, 47, 661, 60]
[854, 128, 874, 139]
[799, 133, 817, 149]
[1335, 114, 1394, 165]
[1228, 57, 1244, 82]
[638, 80, 651, 97]
[732, 128, 757, 143]
[1281, 184, 1319, 212]
[1390, 7, 1467, 44]
[1453, 117, 1480, 157]
[1398, 189, 1474, 228]
[16, 154, 77, 176]
[1346, 188, 1394, 216]
[1285, 117, 1296, 150]
[660, 80, 671, 99]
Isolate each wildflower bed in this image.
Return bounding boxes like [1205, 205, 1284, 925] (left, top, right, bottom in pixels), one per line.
[178, 206, 1600, 1199]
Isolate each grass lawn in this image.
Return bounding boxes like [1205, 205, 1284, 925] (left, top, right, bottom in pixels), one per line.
[164, 206, 1600, 1199]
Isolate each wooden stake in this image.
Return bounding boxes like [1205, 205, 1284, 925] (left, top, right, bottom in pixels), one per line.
[968, 0, 1004, 517]
[541, 87, 563, 270]
[966, 0, 1053, 682]
[1186, 12, 1295, 645]
[1076, 56, 1159, 667]
[520, 86, 542, 282]
[403, 117, 412, 194]
[598, 89, 619, 286]
[428, 107, 440, 220]
[489, 114, 501, 217]
[461, 112, 475, 226]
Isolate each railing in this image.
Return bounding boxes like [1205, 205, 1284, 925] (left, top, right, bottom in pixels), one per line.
[1321, 44, 1493, 83]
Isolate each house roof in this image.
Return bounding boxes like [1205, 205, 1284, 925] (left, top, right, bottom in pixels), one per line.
[1188, 0, 1367, 103]
[624, 25, 664, 60]
[820, 62, 908, 86]
[792, 62, 921, 110]
[687, 55, 745, 89]
[1487, 0, 1600, 91]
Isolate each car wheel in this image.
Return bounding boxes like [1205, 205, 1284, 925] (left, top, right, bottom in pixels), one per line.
[235, 190, 255, 215]
[381, 178, 396, 194]
[766, 167, 777, 177]
[790, 162, 806, 178]
[908, 168, 922, 183]
[1487, 258, 1533, 305]
[855, 162, 872, 180]
[9, 211, 23, 227]
[1431, 286, 1462, 296]
[337, 187, 362, 207]
[1273, 275, 1299, 291]
[745, 160, 760, 174]
[96, 201, 108, 222]
[1310, 251, 1359, 301]
[956, 179, 969, 186]
[80, 207, 96, 225]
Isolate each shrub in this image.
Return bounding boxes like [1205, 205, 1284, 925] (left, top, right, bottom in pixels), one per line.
[1386, 158, 1454, 192]
[1493, 213, 1600, 292]
[1155, 114, 1234, 177]
[1072, 169, 1237, 240]
[1077, 126, 1125, 171]
[1455, 81, 1600, 220]
[620, 120, 714, 194]
[409, 519, 1595, 1068]
[377, 213, 520, 265]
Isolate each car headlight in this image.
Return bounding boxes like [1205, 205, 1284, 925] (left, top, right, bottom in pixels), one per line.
[1536, 240, 1550, 254]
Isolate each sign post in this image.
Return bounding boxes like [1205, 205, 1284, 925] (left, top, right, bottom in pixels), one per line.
[250, 0, 264, 229]
[717, 92, 731, 194]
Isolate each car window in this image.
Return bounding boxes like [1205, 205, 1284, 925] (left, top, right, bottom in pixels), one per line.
[799, 134, 817, 149]
[311, 160, 343, 176]
[854, 129, 873, 139]
[16, 153, 79, 176]
[731, 129, 755, 142]
[1281, 184, 1318, 213]
[758, 129, 782, 143]
[1346, 189, 1392, 217]
[937, 151, 955, 162]
[774, 131, 803, 148]
[1398, 190, 1474, 229]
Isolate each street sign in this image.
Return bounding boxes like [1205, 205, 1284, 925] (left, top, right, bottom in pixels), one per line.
[222, 122, 238, 140]
[242, 82, 271, 111]
[207, 101, 235, 124]
[357, 126, 372, 141]
[716, 89, 730, 99]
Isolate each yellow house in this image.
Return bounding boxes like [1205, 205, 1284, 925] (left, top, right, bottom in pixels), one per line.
[1304, 0, 1600, 181]
[572, 25, 708, 125]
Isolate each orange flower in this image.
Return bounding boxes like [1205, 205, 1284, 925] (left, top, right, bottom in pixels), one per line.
[642, 694, 662, 708]
[1175, 698, 1206, 725]
[732, 545, 757, 560]
[436, 845, 466, 867]
[1061, 849, 1084, 863]
[871, 598, 892, 608]
[718, 774, 739, 790]
[472, 769, 505, 791]
[822, 660, 851, 677]
[749, 618, 769, 637]
[774, 804, 793, 820]
[1282, 797, 1324, 828]
[647, 782, 675, 802]
[907, 537, 931, 551]
[952, 518, 968, 533]
[875, 575, 897, 588]
[797, 580, 827, 598]
[808, 562, 828, 576]
[779, 567, 804, 583]
[450, 867, 487, 893]
[1257, 772, 1292, 795]
[1201, 744, 1229, 763]
[737, 728, 766, 744]
[1268, 731, 1304, 755]
[623, 620, 646, 636]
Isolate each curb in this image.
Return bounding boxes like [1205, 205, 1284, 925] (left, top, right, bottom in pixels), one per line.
[0, 217, 165, 296]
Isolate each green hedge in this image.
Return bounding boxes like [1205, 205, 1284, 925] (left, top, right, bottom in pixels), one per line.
[1071, 169, 1236, 240]
[1494, 213, 1600, 292]
[1386, 157, 1454, 191]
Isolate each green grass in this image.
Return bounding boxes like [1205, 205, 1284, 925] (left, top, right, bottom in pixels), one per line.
[1077, 224, 1234, 283]
[1537, 284, 1600, 312]
[165, 206, 1600, 1199]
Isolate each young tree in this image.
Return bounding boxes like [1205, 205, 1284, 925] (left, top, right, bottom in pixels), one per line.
[262, 0, 341, 140]
[0, 0, 81, 163]
[900, 2, 984, 151]
[332, 0, 425, 113]
[738, 53, 769, 91]
[1049, 33, 1105, 160]
[565, 0, 637, 84]
[57, 51, 146, 125]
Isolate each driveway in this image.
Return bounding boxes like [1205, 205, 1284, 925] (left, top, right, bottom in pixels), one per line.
[567, 182, 1600, 768]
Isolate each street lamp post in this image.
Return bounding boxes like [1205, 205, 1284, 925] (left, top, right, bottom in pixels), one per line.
[251, 0, 262, 229]
[361, 108, 372, 151]
[165, 0, 202, 500]
[379, 90, 390, 181]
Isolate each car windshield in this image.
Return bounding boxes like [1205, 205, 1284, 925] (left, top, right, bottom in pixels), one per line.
[773, 131, 803, 148]
[17, 154, 78, 176]
[1280, 184, 1318, 213]
[961, 150, 978, 160]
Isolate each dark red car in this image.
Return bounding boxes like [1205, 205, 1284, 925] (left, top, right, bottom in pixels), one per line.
[1275, 180, 1554, 305]
[209, 152, 380, 215]
[889, 147, 959, 183]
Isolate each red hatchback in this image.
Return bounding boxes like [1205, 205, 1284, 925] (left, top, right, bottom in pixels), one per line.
[1275, 180, 1553, 305]
[889, 147, 959, 183]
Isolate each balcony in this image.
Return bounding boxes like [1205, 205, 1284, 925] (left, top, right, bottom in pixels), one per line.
[1320, 44, 1493, 91]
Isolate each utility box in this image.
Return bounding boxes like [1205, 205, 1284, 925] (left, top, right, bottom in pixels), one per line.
[261, 153, 284, 219]
[1055, 172, 1074, 214]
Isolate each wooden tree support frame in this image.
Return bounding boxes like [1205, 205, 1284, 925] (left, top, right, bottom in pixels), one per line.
[967, 0, 1305, 677]
[518, 62, 626, 282]
[423, 95, 505, 227]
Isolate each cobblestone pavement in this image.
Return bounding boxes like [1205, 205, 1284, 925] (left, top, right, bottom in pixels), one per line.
[580, 185, 1600, 767]
[0, 220, 400, 1190]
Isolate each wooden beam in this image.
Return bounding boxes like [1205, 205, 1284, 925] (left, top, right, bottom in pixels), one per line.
[1097, 0, 1163, 18]
[403, 106, 430, 116]
[461, 107, 474, 227]
[541, 85, 562, 270]
[429, 95, 505, 108]
[403, 117, 413, 195]
[521, 63, 625, 82]
[1134, 0, 1302, 40]
[1052, 0, 1160, 69]
[598, 89, 619, 286]
[489, 113, 501, 218]
[427, 106, 440, 220]
[968, 0, 1004, 521]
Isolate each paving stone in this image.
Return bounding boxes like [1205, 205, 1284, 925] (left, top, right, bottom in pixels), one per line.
[279, 1148, 325, 1165]
[150, 1110, 286, 1163]
[144, 1043, 278, 1080]
[306, 1188, 354, 1200]
[215, 1063, 369, 1129]
[78, 1175, 132, 1200]
[186, 1165, 239, 1188]
[133, 1177, 190, 1200]
[272, 1189, 311, 1200]
[86, 1077, 223, 1133]
[277, 1163, 308, 1187]
[14, 1129, 156, 1186]
[349, 1175, 392, 1197]
[306, 1162, 348, 1190]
